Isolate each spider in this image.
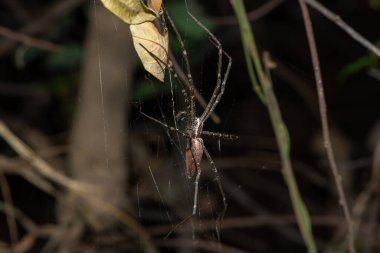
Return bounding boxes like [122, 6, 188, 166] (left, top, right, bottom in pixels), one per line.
[140, 6, 236, 220]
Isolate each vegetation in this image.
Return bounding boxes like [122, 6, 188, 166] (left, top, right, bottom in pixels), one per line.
[0, 0, 379, 252]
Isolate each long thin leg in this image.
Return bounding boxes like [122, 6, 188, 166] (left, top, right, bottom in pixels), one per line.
[201, 143, 227, 246]
[139, 110, 187, 137]
[200, 38, 223, 122]
[182, 4, 233, 123]
[163, 142, 201, 239]
[202, 131, 238, 140]
[191, 143, 202, 216]
[201, 144, 227, 219]
[164, 9, 196, 127]
[200, 48, 232, 123]
[168, 49, 221, 124]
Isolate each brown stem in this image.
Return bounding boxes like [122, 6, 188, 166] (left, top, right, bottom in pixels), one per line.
[0, 25, 61, 52]
[298, 1, 355, 252]
[304, 0, 380, 58]
[0, 173, 19, 251]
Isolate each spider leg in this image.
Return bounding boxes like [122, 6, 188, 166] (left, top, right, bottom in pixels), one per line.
[202, 130, 239, 140]
[139, 110, 187, 137]
[164, 9, 196, 126]
[190, 142, 203, 216]
[200, 37, 223, 121]
[201, 142, 227, 243]
[183, 8, 233, 124]
[201, 143, 227, 218]
[200, 46, 232, 124]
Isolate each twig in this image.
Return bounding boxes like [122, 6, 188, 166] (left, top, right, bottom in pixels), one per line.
[0, 174, 19, 250]
[0, 25, 61, 52]
[0, 120, 90, 194]
[304, 0, 380, 58]
[0, 225, 56, 253]
[298, 1, 355, 252]
[0, 0, 86, 56]
[0, 154, 59, 197]
[209, 0, 284, 26]
[0, 120, 158, 253]
[0, 201, 38, 233]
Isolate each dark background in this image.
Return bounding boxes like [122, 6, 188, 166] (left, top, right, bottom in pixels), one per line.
[0, 0, 379, 252]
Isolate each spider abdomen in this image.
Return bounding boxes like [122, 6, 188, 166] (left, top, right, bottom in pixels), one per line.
[185, 138, 204, 178]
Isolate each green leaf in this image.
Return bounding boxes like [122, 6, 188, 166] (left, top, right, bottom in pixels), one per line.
[100, 0, 156, 24]
[337, 40, 380, 82]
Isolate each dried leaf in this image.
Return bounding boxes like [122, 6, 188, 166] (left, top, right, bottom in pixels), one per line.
[148, 0, 162, 13]
[130, 22, 169, 81]
[100, 0, 156, 24]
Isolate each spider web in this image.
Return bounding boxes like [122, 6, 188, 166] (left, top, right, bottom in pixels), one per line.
[94, 0, 231, 251]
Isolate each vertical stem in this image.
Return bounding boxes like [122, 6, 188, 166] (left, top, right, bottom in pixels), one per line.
[231, 1, 317, 252]
[298, 1, 355, 252]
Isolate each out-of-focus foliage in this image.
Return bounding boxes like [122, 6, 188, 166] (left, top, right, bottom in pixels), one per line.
[131, 78, 176, 102]
[338, 40, 380, 81]
[165, 1, 213, 44]
[45, 44, 82, 71]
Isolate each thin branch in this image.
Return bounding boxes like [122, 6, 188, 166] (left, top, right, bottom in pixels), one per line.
[0, 0, 86, 56]
[0, 120, 91, 193]
[0, 201, 38, 233]
[0, 25, 61, 52]
[304, 0, 380, 58]
[0, 225, 56, 253]
[298, 1, 355, 252]
[0, 119, 158, 253]
[0, 174, 18, 250]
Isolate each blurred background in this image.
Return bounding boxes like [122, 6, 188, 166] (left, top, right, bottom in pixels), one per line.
[0, 0, 380, 252]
